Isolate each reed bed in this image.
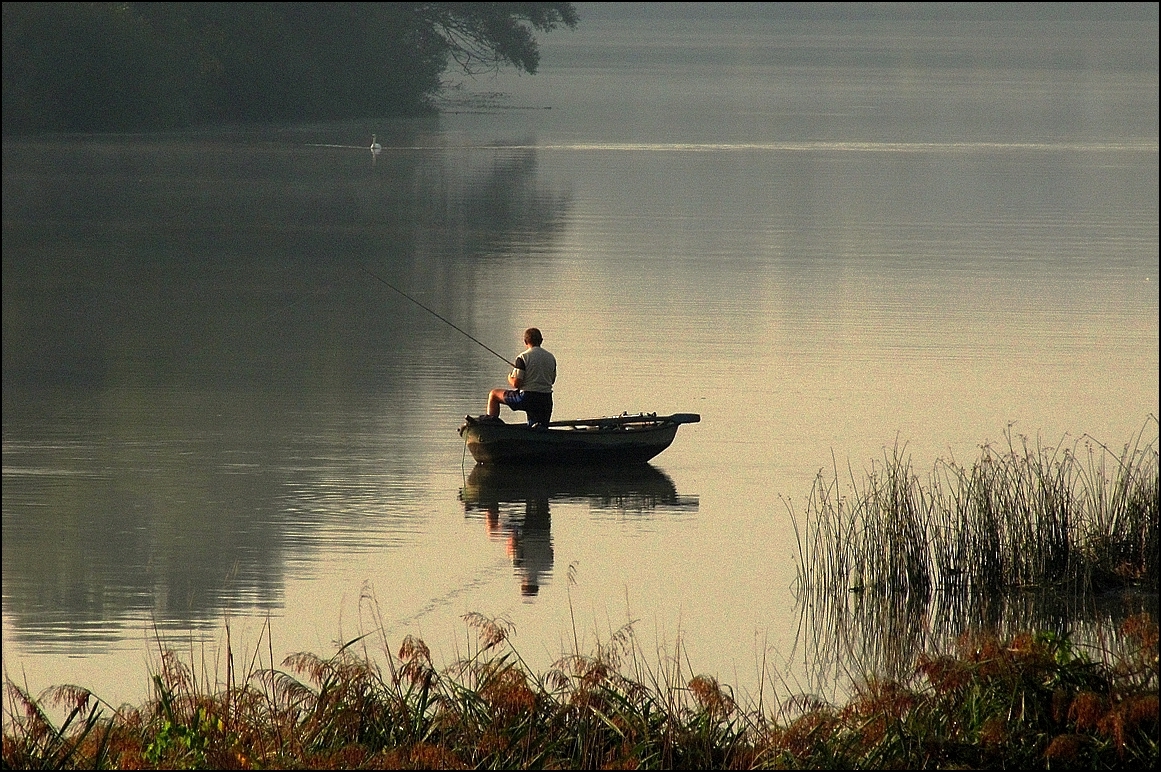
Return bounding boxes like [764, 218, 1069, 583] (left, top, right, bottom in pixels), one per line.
[794, 419, 1159, 601]
[3, 610, 1158, 769]
[790, 419, 1158, 729]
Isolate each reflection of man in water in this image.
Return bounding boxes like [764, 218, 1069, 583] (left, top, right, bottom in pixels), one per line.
[484, 497, 553, 596]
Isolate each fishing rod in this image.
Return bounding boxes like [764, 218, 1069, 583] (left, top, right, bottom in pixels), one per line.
[359, 264, 516, 368]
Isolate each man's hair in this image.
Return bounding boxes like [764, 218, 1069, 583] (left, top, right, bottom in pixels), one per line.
[524, 327, 543, 346]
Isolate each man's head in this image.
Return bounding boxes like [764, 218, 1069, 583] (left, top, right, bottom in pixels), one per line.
[524, 327, 543, 346]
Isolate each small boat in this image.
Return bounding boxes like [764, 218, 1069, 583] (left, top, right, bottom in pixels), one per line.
[459, 412, 700, 465]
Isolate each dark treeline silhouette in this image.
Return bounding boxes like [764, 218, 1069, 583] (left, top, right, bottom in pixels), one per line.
[2, 2, 578, 135]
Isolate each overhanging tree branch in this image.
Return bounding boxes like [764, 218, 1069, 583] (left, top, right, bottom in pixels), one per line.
[415, 2, 579, 76]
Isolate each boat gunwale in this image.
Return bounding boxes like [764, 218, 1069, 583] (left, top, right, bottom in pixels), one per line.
[459, 412, 699, 436]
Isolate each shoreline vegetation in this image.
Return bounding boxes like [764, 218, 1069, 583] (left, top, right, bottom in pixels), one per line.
[3, 615, 1157, 769]
[4, 422, 1157, 769]
[2, 3, 579, 135]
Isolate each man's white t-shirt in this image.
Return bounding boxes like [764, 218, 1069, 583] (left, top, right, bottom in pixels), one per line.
[514, 346, 556, 393]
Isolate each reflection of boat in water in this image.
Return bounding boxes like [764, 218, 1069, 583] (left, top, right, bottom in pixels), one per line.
[461, 462, 697, 513]
[461, 463, 698, 597]
[459, 413, 700, 465]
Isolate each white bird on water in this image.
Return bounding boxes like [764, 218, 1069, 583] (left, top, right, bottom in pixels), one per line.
[370, 134, 381, 152]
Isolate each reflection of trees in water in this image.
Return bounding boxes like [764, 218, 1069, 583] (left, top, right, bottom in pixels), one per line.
[795, 583, 1159, 702]
[412, 143, 571, 251]
[1, 126, 574, 641]
[2, 126, 572, 389]
[461, 464, 697, 597]
[0, 392, 288, 644]
[460, 149, 572, 251]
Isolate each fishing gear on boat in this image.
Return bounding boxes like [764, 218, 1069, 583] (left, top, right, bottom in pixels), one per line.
[358, 264, 515, 367]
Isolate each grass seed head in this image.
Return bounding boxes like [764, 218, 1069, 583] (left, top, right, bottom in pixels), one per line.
[1044, 732, 1084, 762]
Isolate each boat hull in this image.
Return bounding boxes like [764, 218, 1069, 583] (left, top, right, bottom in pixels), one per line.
[459, 414, 698, 465]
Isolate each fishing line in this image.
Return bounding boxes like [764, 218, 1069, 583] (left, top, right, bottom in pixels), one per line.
[358, 264, 515, 368]
[254, 287, 322, 326]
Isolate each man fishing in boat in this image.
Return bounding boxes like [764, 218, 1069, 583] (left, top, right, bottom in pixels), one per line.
[354, 265, 697, 460]
[480, 327, 557, 426]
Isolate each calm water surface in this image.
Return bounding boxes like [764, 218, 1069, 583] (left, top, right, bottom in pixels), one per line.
[3, 17, 1158, 709]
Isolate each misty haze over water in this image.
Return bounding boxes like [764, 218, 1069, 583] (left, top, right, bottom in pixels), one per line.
[3, 3, 1158, 709]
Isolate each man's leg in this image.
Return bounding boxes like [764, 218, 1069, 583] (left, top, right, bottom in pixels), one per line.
[528, 394, 552, 426]
[487, 388, 507, 418]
